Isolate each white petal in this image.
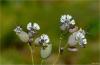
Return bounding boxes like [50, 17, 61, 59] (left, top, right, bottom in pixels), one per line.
[45, 38, 50, 43]
[33, 23, 40, 30]
[67, 15, 72, 20]
[40, 34, 45, 39]
[70, 19, 75, 25]
[60, 15, 67, 23]
[80, 34, 85, 38]
[82, 30, 86, 35]
[83, 39, 87, 44]
[76, 32, 81, 37]
[62, 15, 67, 19]
[27, 22, 32, 30]
[60, 19, 65, 23]
[79, 28, 82, 32]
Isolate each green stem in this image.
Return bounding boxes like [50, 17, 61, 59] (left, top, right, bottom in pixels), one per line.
[28, 43, 34, 65]
[41, 58, 46, 65]
[52, 34, 62, 65]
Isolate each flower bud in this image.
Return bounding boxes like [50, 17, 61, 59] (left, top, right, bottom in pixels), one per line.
[14, 26, 29, 43]
[41, 44, 52, 59]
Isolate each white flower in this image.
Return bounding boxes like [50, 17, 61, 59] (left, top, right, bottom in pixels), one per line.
[60, 14, 76, 31]
[60, 15, 67, 23]
[34, 34, 52, 58]
[60, 14, 72, 23]
[34, 34, 50, 46]
[14, 26, 29, 43]
[76, 28, 87, 46]
[40, 34, 50, 43]
[27, 22, 40, 31]
[60, 15, 68, 31]
[14, 26, 22, 33]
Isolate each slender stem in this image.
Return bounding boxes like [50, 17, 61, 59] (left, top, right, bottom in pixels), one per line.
[28, 43, 34, 65]
[53, 34, 62, 65]
[41, 58, 46, 65]
[41, 59, 43, 65]
[63, 42, 68, 49]
[52, 51, 60, 65]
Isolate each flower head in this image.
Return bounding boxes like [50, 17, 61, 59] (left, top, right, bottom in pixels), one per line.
[14, 26, 22, 33]
[60, 15, 67, 23]
[34, 34, 50, 46]
[60, 14, 76, 31]
[27, 22, 40, 38]
[27, 22, 40, 31]
[40, 34, 50, 43]
[76, 28, 87, 47]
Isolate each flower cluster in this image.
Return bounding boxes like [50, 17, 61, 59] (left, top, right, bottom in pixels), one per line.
[14, 22, 40, 45]
[60, 14, 87, 51]
[14, 14, 88, 64]
[14, 22, 52, 60]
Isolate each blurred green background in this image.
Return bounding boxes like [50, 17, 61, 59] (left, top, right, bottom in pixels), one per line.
[0, 0, 99, 65]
